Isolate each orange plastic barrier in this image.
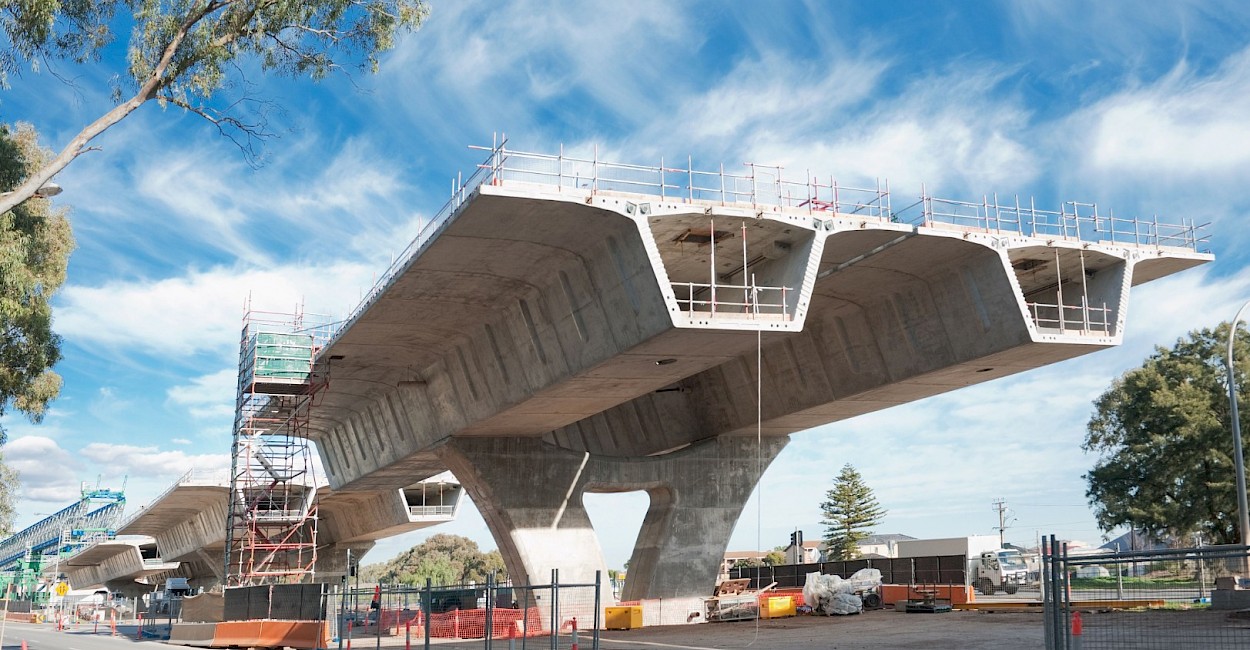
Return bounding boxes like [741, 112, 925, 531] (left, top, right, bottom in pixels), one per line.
[878, 584, 974, 606]
[211, 620, 328, 649]
[211, 621, 263, 647]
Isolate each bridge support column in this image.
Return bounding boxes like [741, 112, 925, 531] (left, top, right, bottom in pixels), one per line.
[437, 435, 788, 607]
[314, 541, 377, 582]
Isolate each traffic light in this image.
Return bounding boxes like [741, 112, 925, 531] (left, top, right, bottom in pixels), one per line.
[789, 530, 803, 548]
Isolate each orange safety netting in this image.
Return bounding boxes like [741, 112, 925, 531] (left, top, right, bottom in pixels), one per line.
[357, 606, 548, 640]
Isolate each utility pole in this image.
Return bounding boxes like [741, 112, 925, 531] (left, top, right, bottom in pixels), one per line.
[992, 498, 1009, 546]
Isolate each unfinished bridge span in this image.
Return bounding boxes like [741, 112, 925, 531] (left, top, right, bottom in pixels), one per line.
[306, 142, 1210, 616]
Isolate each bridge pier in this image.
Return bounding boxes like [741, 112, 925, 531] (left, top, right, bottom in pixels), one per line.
[437, 435, 788, 603]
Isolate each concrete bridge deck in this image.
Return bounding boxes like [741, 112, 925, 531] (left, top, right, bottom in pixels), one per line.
[65, 470, 463, 593]
[298, 143, 1209, 613]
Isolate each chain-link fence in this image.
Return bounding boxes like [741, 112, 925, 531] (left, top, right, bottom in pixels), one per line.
[326, 570, 601, 649]
[1041, 534, 1250, 649]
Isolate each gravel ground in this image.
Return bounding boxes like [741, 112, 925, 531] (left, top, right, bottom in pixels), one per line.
[594, 609, 1045, 649]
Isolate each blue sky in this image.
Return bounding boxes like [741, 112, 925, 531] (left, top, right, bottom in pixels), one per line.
[4, 0, 1250, 570]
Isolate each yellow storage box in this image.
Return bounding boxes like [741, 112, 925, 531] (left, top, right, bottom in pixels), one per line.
[761, 596, 795, 619]
[604, 606, 643, 630]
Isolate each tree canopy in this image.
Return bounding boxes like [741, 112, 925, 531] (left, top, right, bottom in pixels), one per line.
[0, 461, 16, 536]
[0, 122, 73, 534]
[1084, 323, 1250, 545]
[363, 534, 507, 586]
[0, 123, 73, 435]
[0, 0, 428, 212]
[821, 463, 885, 561]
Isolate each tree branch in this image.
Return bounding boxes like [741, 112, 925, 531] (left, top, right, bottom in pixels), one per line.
[0, 0, 231, 213]
[157, 93, 277, 167]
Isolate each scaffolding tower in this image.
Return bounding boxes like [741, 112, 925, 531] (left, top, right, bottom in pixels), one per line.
[224, 308, 331, 586]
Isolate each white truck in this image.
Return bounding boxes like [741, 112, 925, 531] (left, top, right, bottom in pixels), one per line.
[894, 535, 1030, 595]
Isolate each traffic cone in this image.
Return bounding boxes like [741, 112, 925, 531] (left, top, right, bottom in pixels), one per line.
[571, 616, 579, 650]
[21, 641, 28, 650]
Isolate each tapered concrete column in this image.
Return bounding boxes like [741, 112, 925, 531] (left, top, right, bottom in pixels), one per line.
[616, 435, 789, 602]
[315, 541, 377, 581]
[437, 435, 788, 602]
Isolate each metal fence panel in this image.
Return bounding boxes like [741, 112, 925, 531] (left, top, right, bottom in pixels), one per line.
[325, 573, 600, 650]
[1042, 533, 1250, 650]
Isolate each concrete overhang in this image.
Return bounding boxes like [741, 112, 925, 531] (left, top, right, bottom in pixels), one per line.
[296, 148, 1211, 491]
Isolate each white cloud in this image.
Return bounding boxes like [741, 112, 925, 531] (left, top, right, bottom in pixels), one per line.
[748, 69, 1037, 196]
[388, 0, 694, 128]
[135, 149, 272, 265]
[1074, 49, 1250, 179]
[3, 436, 83, 504]
[171, 438, 192, 445]
[78, 443, 229, 478]
[56, 261, 376, 357]
[167, 369, 237, 421]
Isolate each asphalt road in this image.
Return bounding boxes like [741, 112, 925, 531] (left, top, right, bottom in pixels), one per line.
[1, 621, 150, 650]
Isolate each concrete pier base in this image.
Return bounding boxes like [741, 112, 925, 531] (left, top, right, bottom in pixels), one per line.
[438, 435, 788, 602]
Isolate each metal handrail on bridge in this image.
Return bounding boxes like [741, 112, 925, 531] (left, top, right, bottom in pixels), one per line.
[407, 505, 456, 517]
[326, 140, 1209, 348]
[674, 282, 793, 321]
[908, 193, 1209, 251]
[114, 469, 230, 533]
[325, 140, 887, 346]
[1026, 301, 1113, 335]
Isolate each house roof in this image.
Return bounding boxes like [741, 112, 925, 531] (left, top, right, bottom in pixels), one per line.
[723, 550, 768, 560]
[858, 533, 916, 545]
[1099, 530, 1168, 552]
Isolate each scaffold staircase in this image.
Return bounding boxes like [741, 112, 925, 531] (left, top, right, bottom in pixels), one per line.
[224, 309, 331, 586]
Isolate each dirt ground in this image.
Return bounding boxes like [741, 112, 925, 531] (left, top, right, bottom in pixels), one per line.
[593, 609, 1045, 649]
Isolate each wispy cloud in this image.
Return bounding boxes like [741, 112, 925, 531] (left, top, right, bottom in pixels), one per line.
[1068, 48, 1250, 182]
[4, 436, 83, 504]
[79, 443, 228, 478]
[56, 261, 376, 358]
[166, 369, 237, 422]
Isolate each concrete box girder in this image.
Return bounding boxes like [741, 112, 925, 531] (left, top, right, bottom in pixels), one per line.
[295, 172, 1209, 602]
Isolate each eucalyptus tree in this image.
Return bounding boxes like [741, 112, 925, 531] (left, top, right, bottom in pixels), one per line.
[0, 122, 74, 533]
[0, 0, 429, 212]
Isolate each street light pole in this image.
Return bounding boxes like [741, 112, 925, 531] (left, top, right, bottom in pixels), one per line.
[0, 181, 61, 200]
[1228, 300, 1250, 549]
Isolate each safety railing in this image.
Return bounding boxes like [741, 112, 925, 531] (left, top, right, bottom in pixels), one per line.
[407, 505, 456, 517]
[907, 193, 1209, 252]
[325, 139, 886, 347]
[1026, 301, 1113, 336]
[116, 469, 232, 533]
[250, 509, 307, 522]
[326, 139, 1209, 349]
[673, 282, 793, 321]
[473, 145, 893, 217]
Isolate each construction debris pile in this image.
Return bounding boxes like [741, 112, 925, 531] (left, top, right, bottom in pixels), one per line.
[706, 579, 771, 622]
[803, 569, 882, 616]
